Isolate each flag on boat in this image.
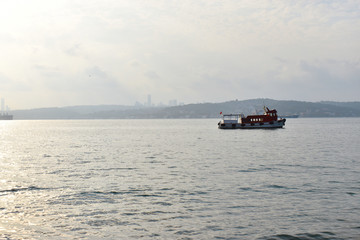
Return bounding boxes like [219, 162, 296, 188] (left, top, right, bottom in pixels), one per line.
[220, 112, 222, 115]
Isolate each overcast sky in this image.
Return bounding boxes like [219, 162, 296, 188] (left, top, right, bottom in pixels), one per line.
[1, 0, 359, 109]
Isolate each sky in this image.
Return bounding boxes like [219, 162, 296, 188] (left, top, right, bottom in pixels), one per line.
[1, 0, 359, 109]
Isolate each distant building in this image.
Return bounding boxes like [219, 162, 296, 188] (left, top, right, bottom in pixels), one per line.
[157, 102, 165, 107]
[134, 101, 143, 107]
[1, 98, 4, 113]
[0, 98, 13, 120]
[169, 99, 177, 106]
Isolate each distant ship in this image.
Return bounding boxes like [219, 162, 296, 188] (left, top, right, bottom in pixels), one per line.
[0, 98, 13, 120]
[218, 106, 286, 129]
[0, 114, 13, 120]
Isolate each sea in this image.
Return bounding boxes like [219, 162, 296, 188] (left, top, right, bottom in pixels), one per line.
[0, 118, 359, 239]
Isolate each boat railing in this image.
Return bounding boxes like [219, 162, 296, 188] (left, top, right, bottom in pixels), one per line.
[221, 114, 242, 124]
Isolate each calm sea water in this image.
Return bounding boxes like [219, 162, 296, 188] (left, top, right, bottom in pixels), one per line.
[0, 118, 359, 239]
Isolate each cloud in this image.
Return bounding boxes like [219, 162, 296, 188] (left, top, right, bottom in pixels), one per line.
[65, 44, 81, 56]
[144, 71, 161, 80]
[1, 0, 360, 108]
[0, 72, 11, 85]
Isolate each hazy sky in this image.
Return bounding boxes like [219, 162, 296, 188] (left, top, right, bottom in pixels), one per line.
[1, 0, 359, 109]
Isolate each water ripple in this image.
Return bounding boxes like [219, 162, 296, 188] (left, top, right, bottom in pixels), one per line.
[258, 232, 341, 240]
[1, 119, 359, 239]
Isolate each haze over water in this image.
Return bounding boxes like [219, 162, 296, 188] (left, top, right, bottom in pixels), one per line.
[0, 118, 359, 239]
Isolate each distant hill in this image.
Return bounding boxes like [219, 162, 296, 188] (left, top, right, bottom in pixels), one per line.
[150, 99, 360, 118]
[320, 101, 360, 111]
[11, 99, 360, 119]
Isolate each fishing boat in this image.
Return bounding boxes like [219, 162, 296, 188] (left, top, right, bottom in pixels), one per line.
[218, 106, 286, 129]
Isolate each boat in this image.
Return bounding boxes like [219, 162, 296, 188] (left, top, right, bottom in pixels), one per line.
[218, 106, 286, 129]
